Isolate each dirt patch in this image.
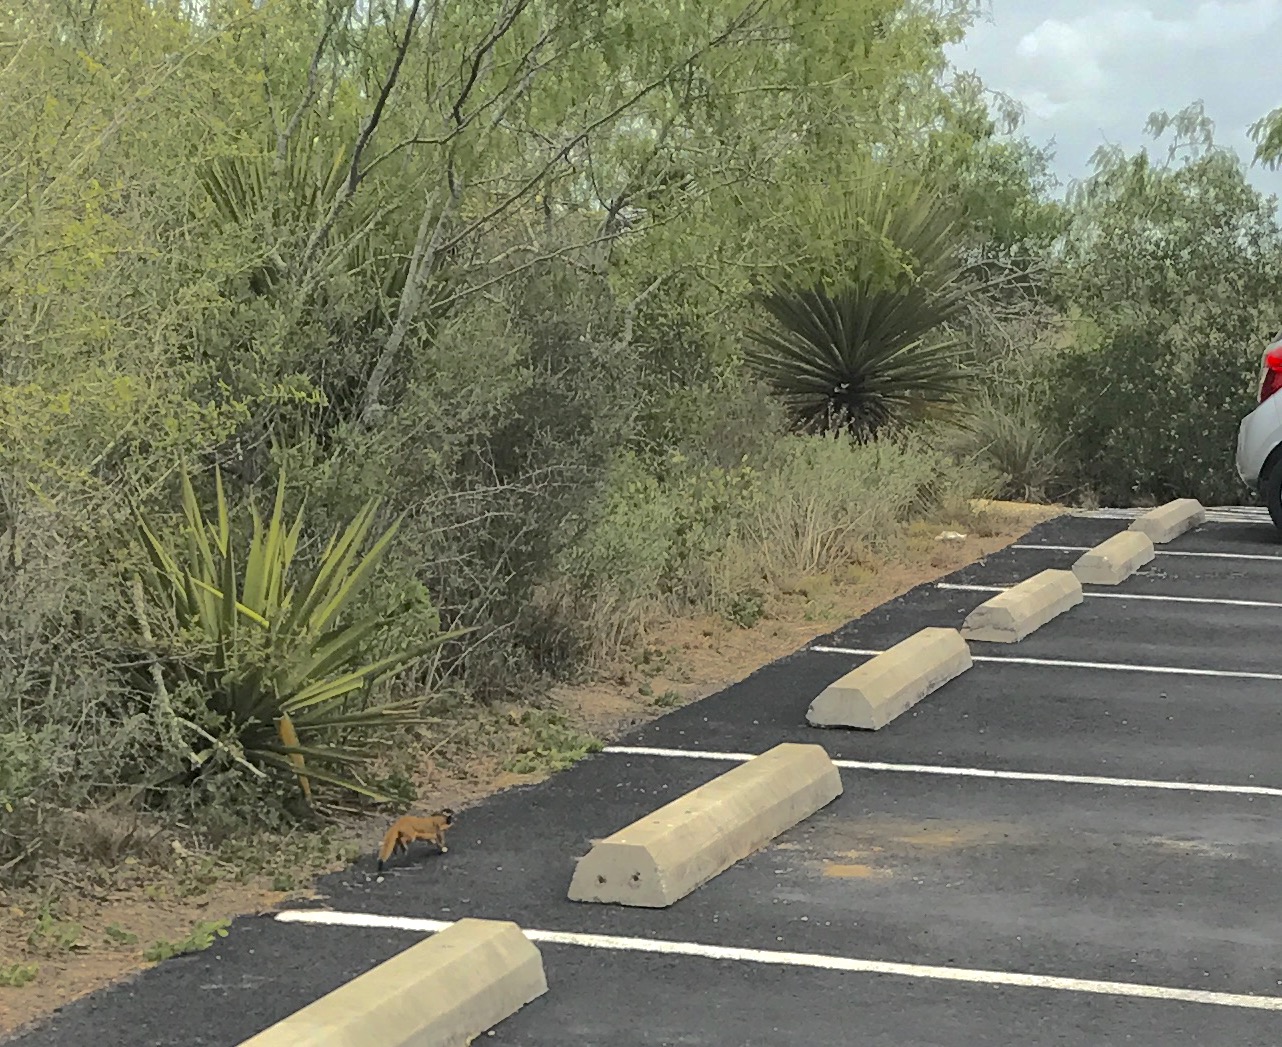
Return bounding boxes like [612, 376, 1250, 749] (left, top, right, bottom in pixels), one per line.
[0, 500, 1061, 1038]
[822, 860, 894, 880]
[811, 816, 1029, 855]
[0, 881, 296, 1036]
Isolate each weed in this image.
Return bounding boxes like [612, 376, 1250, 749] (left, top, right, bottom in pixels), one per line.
[953, 392, 1065, 503]
[143, 919, 230, 963]
[637, 646, 672, 675]
[27, 912, 82, 953]
[103, 924, 139, 947]
[724, 588, 765, 629]
[651, 690, 684, 709]
[0, 963, 39, 988]
[504, 711, 603, 775]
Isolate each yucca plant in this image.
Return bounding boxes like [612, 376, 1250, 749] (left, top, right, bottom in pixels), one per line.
[744, 178, 978, 441]
[954, 389, 1068, 503]
[197, 132, 411, 307]
[134, 466, 469, 803]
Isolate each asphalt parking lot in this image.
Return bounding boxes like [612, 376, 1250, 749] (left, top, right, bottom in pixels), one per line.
[8, 508, 1282, 1047]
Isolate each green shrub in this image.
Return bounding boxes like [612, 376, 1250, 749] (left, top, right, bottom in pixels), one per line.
[738, 431, 991, 581]
[132, 466, 468, 803]
[1047, 319, 1261, 505]
[953, 390, 1066, 503]
[0, 512, 156, 880]
[743, 180, 977, 439]
[547, 429, 994, 668]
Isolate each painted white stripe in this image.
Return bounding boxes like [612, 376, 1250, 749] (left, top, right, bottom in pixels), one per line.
[937, 582, 1282, 610]
[1080, 507, 1269, 523]
[601, 745, 1282, 799]
[1015, 543, 1282, 563]
[1080, 508, 1269, 524]
[808, 646, 1282, 682]
[273, 909, 1282, 1012]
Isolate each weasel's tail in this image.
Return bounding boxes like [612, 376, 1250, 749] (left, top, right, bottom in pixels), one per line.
[376, 825, 401, 871]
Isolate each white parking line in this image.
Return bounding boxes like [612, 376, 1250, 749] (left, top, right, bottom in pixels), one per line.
[1080, 507, 1270, 524]
[1015, 543, 1282, 563]
[273, 909, 1282, 1012]
[808, 646, 1282, 682]
[601, 745, 1282, 799]
[936, 582, 1282, 610]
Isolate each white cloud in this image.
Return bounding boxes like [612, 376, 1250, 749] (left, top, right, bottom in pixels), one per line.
[948, 0, 1282, 197]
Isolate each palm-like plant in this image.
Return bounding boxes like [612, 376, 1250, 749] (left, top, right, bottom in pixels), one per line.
[197, 133, 411, 308]
[744, 178, 978, 441]
[134, 466, 469, 802]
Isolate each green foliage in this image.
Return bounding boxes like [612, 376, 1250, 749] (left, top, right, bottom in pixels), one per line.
[134, 466, 468, 802]
[504, 711, 604, 775]
[143, 919, 230, 963]
[0, 963, 39, 988]
[553, 428, 995, 668]
[1047, 103, 1282, 504]
[104, 924, 140, 947]
[744, 178, 977, 439]
[27, 912, 83, 952]
[724, 589, 766, 629]
[651, 689, 684, 709]
[904, 72, 1068, 256]
[744, 431, 987, 579]
[1048, 319, 1260, 505]
[954, 390, 1067, 503]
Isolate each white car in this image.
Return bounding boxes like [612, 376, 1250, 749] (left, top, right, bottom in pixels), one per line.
[1236, 334, 1282, 532]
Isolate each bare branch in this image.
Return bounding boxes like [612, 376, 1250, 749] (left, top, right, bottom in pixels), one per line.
[302, 0, 426, 270]
[361, 22, 560, 181]
[439, 0, 771, 254]
[615, 274, 668, 351]
[277, 4, 342, 163]
[357, 180, 459, 425]
[453, 0, 531, 129]
[355, 3, 553, 421]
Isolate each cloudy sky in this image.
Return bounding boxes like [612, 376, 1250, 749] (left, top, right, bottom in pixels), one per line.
[946, 0, 1282, 199]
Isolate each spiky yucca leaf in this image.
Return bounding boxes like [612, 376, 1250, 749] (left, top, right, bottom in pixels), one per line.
[745, 179, 977, 440]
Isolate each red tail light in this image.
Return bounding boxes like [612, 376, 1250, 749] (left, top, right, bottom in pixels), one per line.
[1261, 346, 1282, 404]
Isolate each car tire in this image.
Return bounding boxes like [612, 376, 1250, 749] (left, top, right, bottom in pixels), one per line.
[1263, 453, 1282, 534]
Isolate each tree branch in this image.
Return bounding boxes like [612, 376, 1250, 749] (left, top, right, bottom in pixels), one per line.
[301, 0, 426, 270]
[439, 0, 770, 255]
[276, 5, 342, 164]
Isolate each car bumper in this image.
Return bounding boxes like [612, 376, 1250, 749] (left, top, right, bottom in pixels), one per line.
[1237, 397, 1282, 488]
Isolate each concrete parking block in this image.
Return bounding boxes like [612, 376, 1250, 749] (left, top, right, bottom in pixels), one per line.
[1129, 499, 1207, 543]
[960, 569, 1082, 642]
[1072, 531, 1155, 584]
[567, 743, 841, 908]
[237, 918, 546, 1047]
[806, 627, 971, 729]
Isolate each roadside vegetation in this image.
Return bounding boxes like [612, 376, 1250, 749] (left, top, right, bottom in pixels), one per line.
[3, 0, 1282, 1017]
